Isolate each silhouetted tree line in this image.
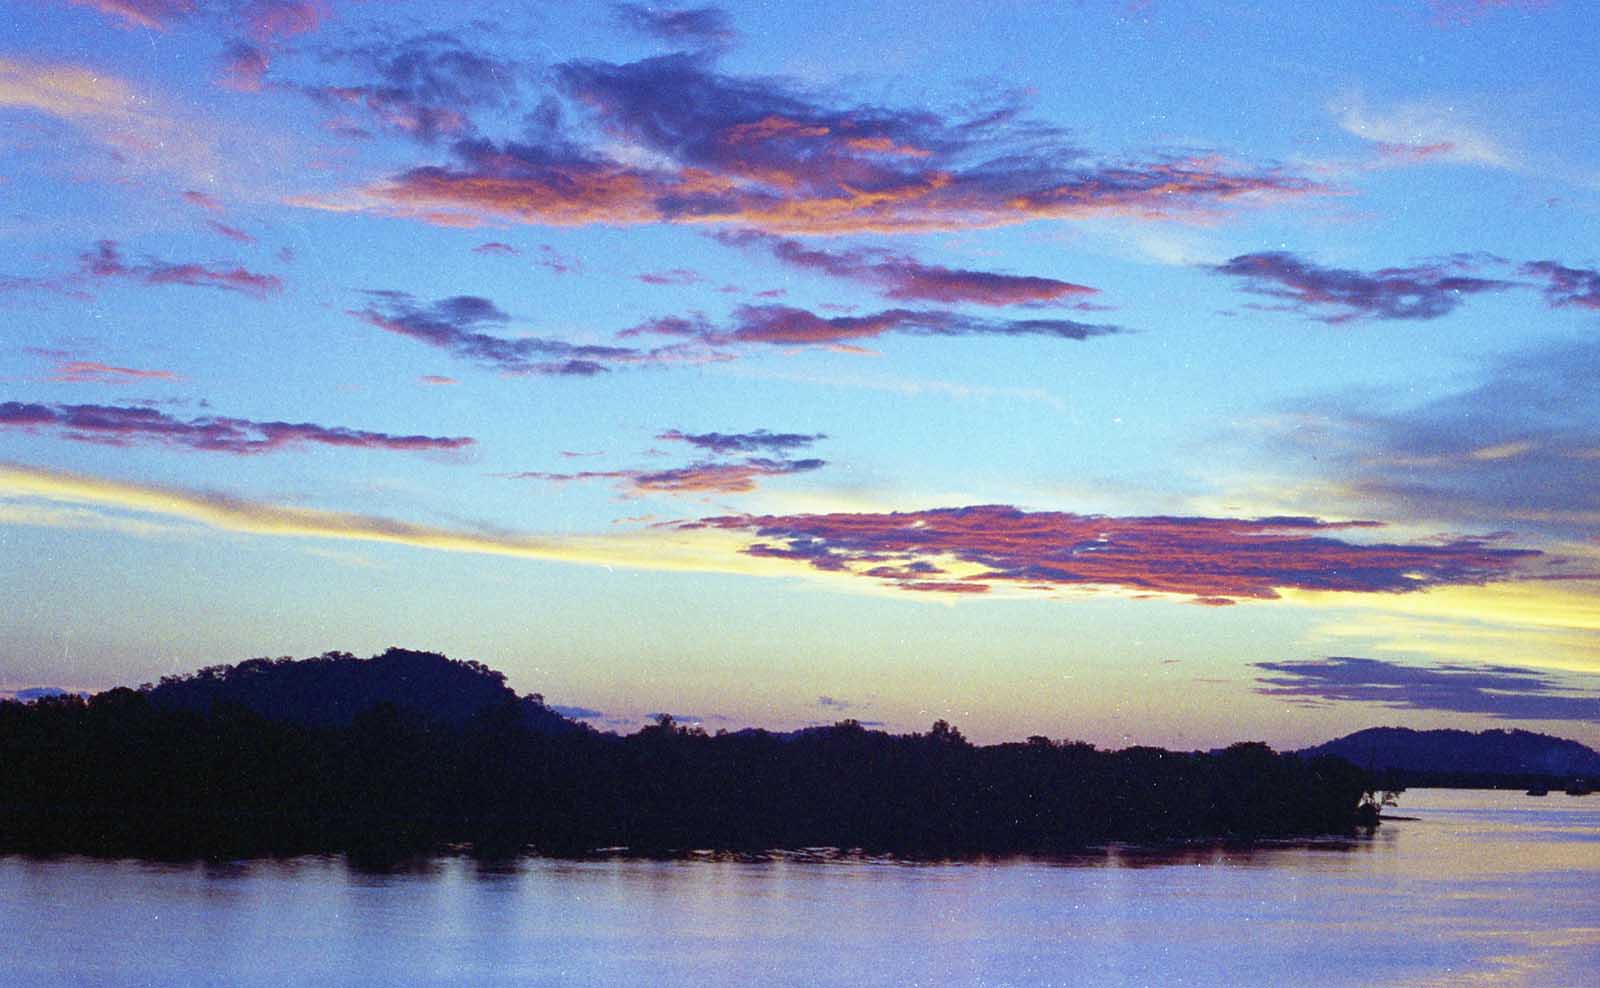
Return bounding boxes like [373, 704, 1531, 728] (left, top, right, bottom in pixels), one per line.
[0, 649, 1381, 860]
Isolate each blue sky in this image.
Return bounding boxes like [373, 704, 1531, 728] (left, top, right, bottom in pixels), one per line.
[2, 0, 1598, 747]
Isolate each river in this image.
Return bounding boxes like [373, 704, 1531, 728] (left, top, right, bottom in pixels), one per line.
[3, 789, 1596, 986]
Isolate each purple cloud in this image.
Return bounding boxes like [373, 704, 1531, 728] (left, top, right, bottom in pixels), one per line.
[714, 230, 1099, 306]
[307, 32, 522, 144]
[1254, 656, 1600, 722]
[625, 303, 1124, 347]
[354, 53, 1320, 233]
[682, 505, 1539, 601]
[1215, 251, 1514, 323]
[656, 428, 825, 455]
[510, 457, 824, 496]
[1521, 260, 1600, 311]
[472, 241, 520, 256]
[82, 241, 282, 299]
[350, 290, 695, 376]
[0, 401, 472, 455]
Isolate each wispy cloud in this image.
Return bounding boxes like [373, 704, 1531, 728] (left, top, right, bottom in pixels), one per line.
[625, 303, 1124, 347]
[713, 230, 1098, 306]
[1270, 339, 1600, 541]
[611, 3, 737, 47]
[349, 290, 707, 376]
[471, 241, 519, 256]
[1332, 93, 1515, 169]
[656, 428, 824, 455]
[216, 2, 328, 90]
[513, 426, 828, 497]
[206, 220, 256, 244]
[1253, 655, 1599, 721]
[65, 0, 193, 31]
[511, 457, 825, 497]
[0, 461, 825, 581]
[0, 401, 471, 455]
[682, 504, 1539, 601]
[303, 31, 521, 144]
[82, 240, 282, 298]
[0, 56, 219, 179]
[636, 268, 705, 287]
[45, 360, 181, 384]
[1214, 251, 1513, 323]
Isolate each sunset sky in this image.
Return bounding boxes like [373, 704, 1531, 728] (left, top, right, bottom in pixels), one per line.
[3, 0, 1598, 749]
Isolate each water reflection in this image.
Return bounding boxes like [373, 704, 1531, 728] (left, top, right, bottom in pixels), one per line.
[1, 790, 1595, 987]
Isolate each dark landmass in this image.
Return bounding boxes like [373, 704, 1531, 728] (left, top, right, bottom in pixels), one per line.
[1299, 726, 1600, 790]
[1, 649, 1382, 861]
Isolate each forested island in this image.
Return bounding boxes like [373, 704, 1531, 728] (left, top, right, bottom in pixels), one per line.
[1, 649, 1385, 861]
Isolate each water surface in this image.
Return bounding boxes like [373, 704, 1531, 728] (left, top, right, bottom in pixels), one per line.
[4, 789, 1596, 986]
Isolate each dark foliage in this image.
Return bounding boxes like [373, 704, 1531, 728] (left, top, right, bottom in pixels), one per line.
[0, 650, 1378, 860]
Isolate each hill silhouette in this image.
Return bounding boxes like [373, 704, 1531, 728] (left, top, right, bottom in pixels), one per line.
[1300, 727, 1600, 789]
[1, 648, 1382, 861]
[143, 647, 583, 734]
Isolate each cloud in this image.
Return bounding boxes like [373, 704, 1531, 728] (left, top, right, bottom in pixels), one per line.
[1522, 260, 1600, 311]
[511, 457, 825, 496]
[1214, 251, 1514, 323]
[304, 53, 1320, 233]
[4, 241, 281, 301]
[0, 464, 1554, 611]
[1271, 339, 1600, 541]
[65, 0, 193, 31]
[472, 241, 519, 256]
[417, 374, 458, 386]
[1332, 94, 1515, 169]
[714, 229, 1098, 306]
[0, 401, 472, 456]
[239, 0, 325, 42]
[305, 32, 521, 144]
[219, 43, 272, 92]
[0, 57, 219, 178]
[0, 461, 840, 581]
[46, 360, 181, 384]
[533, 244, 582, 275]
[183, 189, 224, 212]
[636, 267, 705, 286]
[625, 303, 1124, 347]
[207, 220, 256, 243]
[656, 428, 824, 455]
[611, 3, 737, 46]
[682, 504, 1540, 601]
[816, 695, 854, 710]
[350, 290, 703, 376]
[216, 3, 327, 92]
[82, 240, 282, 298]
[1253, 655, 1600, 721]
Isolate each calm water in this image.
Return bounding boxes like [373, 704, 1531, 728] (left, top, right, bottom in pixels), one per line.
[3, 789, 1597, 987]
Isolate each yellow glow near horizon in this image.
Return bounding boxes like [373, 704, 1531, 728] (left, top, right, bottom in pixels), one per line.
[1286, 580, 1600, 674]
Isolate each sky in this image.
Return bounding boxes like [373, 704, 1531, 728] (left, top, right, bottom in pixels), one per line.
[1, 0, 1598, 749]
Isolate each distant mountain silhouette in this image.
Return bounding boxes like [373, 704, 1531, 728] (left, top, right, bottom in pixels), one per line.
[144, 647, 585, 734]
[1300, 727, 1600, 786]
